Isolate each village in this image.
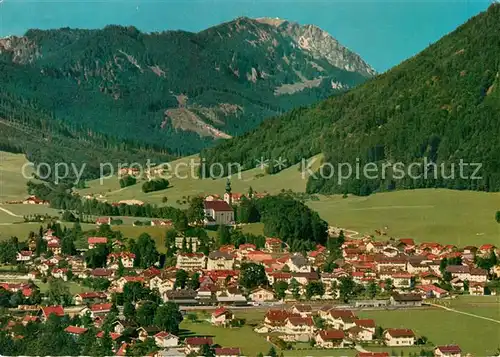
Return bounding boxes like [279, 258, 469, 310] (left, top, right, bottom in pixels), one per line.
[0, 186, 499, 357]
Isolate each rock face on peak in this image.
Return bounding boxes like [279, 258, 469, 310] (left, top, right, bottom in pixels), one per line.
[256, 17, 375, 77]
[0, 18, 373, 156]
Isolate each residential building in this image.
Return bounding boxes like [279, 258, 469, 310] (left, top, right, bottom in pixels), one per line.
[285, 254, 312, 273]
[314, 330, 346, 348]
[207, 251, 235, 271]
[434, 345, 462, 357]
[16, 251, 33, 262]
[176, 253, 206, 270]
[211, 307, 234, 326]
[175, 236, 199, 253]
[154, 332, 179, 348]
[265, 238, 283, 253]
[185, 337, 213, 354]
[87, 237, 108, 249]
[390, 293, 422, 307]
[249, 287, 275, 302]
[107, 252, 136, 268]
[384, 329, 415, 346]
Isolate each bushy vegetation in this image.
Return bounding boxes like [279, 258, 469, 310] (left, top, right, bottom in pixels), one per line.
[27, 181, 187, 226]
[141, 178, 169, 193]
[119, 175, 137, 188]
[202, 5, 500, 195]
[256, 194, 328, 249]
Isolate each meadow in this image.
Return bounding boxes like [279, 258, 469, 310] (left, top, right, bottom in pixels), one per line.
[358, 306, 500, 355]
[178, 298, 500, 356]
[307, 189, 500, 246]
[0, 151, 32, 202]
[2, 151, 500, 246]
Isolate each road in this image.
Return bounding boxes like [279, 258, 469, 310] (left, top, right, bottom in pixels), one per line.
[429, 303, 500, 324]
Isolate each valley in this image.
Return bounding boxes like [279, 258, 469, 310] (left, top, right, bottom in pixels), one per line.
[0, 5, 499, 357]
[2, 151, 498, 247]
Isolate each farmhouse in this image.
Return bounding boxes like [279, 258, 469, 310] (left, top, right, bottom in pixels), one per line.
[390, 293, 422, 307]
[384, 328, 415, 346]
[434, 345, 462, 357]
[211, 307, 234, 326]
[153, 332, 179, 348]
[185, 337, 213, 354]
[249, 287, 275, 302]
[314, 329, 346, 348]
[16, 251, 33, 262]
[23, 195, 49, 205]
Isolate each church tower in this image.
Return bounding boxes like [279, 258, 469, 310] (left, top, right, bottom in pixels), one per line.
[224, 178, 232, 205]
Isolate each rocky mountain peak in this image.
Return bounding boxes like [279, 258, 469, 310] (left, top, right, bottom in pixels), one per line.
[254, 17, 375, 77]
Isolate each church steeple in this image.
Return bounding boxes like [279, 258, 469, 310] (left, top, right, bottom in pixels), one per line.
[224, 178, 232, 205]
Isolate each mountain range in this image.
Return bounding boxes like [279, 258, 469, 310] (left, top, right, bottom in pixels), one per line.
[0, 16, 373, 167]
[202, 5, 500, 195]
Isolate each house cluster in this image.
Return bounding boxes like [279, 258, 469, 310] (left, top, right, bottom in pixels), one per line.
[5, 222, 497, 356]
[2, 305, 241, 357]
[256, 303, 420, 348]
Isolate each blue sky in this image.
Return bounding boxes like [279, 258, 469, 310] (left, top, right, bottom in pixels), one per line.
[0, 0, 490, 71]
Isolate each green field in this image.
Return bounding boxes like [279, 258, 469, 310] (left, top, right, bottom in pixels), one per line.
[2, 151, 500, 246]
[432, 295, 500, 320]
[358, 307, 500, 355]
[77, 155, 323, 207]
[308, 189, 500, 246]
[180, 309, 273, 356]
[179, 304, 500, 356]
[0, 151, 33, 202]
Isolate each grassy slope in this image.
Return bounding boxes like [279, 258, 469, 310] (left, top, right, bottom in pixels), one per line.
[0, 151, 33, 202]
[76, 154, 323, 206]
[179, 297, 499, 356]
[2, 151, 500, 245]
[358, 307, 499, 355]
[308, 189, 500, 246]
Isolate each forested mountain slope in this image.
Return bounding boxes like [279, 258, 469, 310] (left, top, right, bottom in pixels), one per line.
[0, 93, 172, 181]
[201, 5, 500, 195]
[0, 17, 373, 155]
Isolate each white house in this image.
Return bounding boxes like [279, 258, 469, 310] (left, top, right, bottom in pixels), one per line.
[207, 251, 235, 271]
[384, 329, 415, 346]
[211, 307, 234, 326]
[176, 253, 206, 270]
[154, 332, 179, 348]
[16, 251, 33, 262]
[314, 330, 346, 348]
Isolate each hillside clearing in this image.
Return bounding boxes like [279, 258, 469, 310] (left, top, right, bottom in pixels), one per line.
[0, 151, 33, 202]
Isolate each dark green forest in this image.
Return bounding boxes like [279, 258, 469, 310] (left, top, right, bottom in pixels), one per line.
[0, 18, 368, 163]
[202, 5, 500, 195]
